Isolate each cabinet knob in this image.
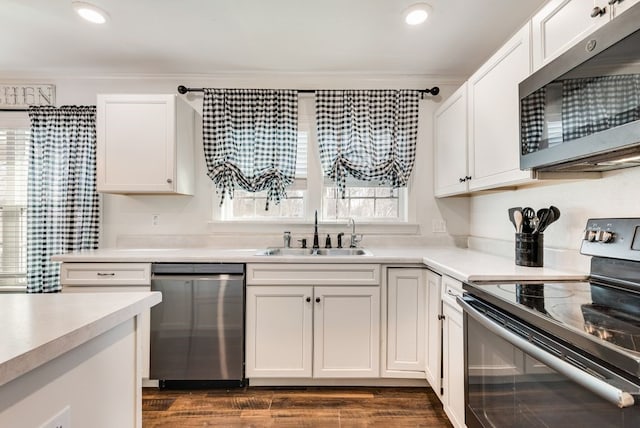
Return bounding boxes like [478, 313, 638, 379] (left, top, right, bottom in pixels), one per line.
[166, 178, 173, 184]
[438, 314, 446, 320]
[608, 0, 619, 4]
[315, 297, 321, 303]
[306, 297, 311, 302]
[590, 6, 606, 17]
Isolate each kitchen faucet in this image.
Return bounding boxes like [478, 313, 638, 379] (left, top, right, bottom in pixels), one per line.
[348, 218, 361, 248]
[312, 210, 320, 249]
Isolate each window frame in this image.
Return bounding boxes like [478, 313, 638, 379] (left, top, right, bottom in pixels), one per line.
[0, 111, 29, 288]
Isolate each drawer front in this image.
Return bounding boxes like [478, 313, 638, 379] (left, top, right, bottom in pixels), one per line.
[246, 264, 380, 286]
[60, 263, 151, 286]
[442, 275, 463, 308]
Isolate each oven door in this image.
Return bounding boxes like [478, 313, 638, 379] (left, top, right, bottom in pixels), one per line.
[458, 294, 640, 428]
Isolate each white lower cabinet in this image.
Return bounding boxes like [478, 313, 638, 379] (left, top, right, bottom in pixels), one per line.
[383, 268, 426, 378]
[245, 264, 381, 379]
[441, 276, 466, 428]
[245, 286, 313, 377]
[60, 263, 152, 381]
[246, 285, 380, 378]
[424, 270, 442, 392]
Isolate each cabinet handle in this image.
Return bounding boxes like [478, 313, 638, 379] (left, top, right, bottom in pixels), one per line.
[306, 297, 311, 302]
[608, 0, 618, 4]
[465, 175, 472, 181]
[97, 272, 115, 276]
[590, 6, 606, 17]
[315, 297, 321, 303]
[166, 178, 173, 184]
[459, 177, 466, 183]
[438, 314, 446, 320]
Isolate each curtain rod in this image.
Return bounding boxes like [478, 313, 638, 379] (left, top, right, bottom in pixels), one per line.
[176, 85, 440, 96]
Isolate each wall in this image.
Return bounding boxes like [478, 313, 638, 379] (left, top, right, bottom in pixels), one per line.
[469, 166, 640, 259]
[0, 74, 469, 249]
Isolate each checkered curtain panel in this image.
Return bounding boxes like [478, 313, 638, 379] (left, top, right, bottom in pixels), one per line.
[27, 106, 99, 293]
[315, 90, 420, 197]
[562, 75, 640, 141]
[520, 87, 546, 154]
[202, 89, 298, 210]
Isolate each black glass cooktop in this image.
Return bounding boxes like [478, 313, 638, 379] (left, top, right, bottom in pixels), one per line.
[465, 281, 640, 361]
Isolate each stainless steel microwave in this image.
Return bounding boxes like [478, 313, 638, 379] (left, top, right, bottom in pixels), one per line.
[519, 3, 640, 173]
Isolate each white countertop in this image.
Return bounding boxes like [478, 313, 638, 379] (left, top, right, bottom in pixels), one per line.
[0, 292, 161, 387]
[51, 246, 587, 282]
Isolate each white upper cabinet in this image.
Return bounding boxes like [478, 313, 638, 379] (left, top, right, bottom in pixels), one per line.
[532, 0, 640, 70]
[97, 94, 195, 195]
[467, 23, 534, 191]
[434, 83, 469, 197]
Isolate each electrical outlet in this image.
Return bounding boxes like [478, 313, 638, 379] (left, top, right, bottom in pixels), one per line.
[151, 214, 160, 226]
[39, 405, 71, 428]
[432, 219, 447, 233]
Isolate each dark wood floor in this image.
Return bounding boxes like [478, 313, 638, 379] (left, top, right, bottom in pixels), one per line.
[143, 386, 453, 427]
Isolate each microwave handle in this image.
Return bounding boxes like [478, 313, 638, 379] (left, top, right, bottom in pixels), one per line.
[457, 296, 635, 409]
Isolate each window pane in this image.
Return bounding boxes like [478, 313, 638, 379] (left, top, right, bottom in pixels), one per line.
[322, 184, 402, 221]
[0, 126, 29, 280]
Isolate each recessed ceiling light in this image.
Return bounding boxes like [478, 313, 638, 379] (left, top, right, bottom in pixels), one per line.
[404, 3, 432, 26]
[72, 1, 110, 24]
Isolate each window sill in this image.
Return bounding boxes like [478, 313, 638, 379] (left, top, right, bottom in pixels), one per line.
[207, 221, 420, 236]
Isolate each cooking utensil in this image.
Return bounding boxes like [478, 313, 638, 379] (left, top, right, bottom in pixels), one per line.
[522, 207, 535, 233]
[513, 210, 523, 233]
[550, 205, 560, 223]
[534, 208, 550, 233]
[538, 208, 556, 233]
[508, 207, 522, 231]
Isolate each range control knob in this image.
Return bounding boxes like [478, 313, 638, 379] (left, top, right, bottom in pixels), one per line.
[596, 230, 614, 243]
[584, 230, 597, 242]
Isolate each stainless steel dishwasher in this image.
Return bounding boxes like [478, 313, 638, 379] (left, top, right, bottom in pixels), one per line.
[149, 263, 245, 388]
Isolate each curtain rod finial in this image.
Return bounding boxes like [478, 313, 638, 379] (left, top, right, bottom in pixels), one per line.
[177, 85, 188, 94]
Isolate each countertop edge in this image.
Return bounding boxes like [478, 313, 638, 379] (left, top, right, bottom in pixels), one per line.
[0, 292, 162, 388]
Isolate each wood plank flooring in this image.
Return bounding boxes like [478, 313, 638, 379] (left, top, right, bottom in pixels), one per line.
[143, 386, 453, 427]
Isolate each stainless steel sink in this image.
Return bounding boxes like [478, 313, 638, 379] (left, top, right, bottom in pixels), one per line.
[257, 247, 372, 256]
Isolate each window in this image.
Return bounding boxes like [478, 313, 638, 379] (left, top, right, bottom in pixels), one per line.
[0, 113, 29, 286]
[218, 96, 407, 222]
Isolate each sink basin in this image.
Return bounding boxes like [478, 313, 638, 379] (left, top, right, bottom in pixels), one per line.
[258, 247, 372, 256]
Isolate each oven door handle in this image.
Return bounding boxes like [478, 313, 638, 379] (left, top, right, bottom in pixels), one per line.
[457, 296, 636, 409]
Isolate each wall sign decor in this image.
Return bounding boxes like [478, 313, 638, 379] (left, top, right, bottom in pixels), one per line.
[0, 84, 56, 109]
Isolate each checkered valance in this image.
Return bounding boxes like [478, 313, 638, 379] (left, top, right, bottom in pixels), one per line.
[562, 75, 640, 141]
[315, 90, 420, 197]
[27, 106, 99, 293]
[202, 89, 298, 210]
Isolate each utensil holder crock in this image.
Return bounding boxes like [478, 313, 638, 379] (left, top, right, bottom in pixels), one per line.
[515, 233, 543, 267]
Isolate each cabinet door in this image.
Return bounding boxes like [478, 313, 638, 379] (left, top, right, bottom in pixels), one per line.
[97, 94, 185, 194]
[442, 279, 465, 428]
[386, 268, 426, 374]
[424, 270, 442, 393]
[245, 286, 313, 378]
[434, 83, 468, 197]
[313, 286, 380, 378]
[532, 0, 609, 70]
[468, 23, 534, 191]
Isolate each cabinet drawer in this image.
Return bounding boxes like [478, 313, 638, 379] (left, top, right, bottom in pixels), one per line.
[442, 276, 463, 309]
[60, 263, 151, 286]
[246, 264, 380, 286]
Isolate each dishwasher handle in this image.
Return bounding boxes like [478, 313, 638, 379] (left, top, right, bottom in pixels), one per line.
[457, 295, 636, 409]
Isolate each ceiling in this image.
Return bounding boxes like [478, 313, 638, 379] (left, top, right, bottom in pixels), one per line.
[0, 0, 546, 78]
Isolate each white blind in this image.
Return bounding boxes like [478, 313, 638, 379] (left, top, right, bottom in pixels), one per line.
[0, 115, 29, 280]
